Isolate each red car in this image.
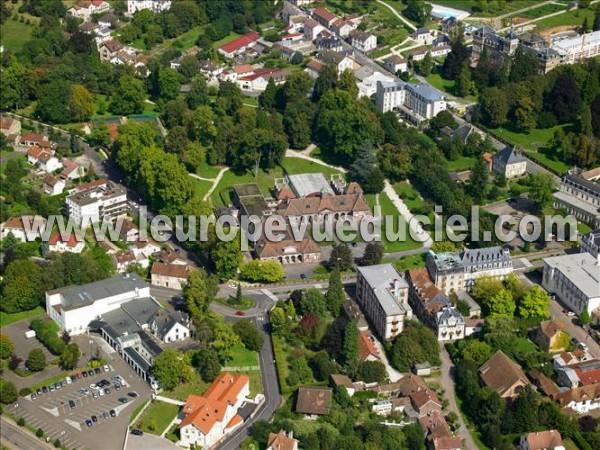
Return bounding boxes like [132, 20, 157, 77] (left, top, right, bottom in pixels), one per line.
[235, 311, 245, 316]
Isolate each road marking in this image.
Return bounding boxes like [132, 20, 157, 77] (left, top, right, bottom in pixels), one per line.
[40, 406, 59, 417]
[64, 419, 82, 431]
[260, 289, 279, 302]
[519, 257, 533, 268]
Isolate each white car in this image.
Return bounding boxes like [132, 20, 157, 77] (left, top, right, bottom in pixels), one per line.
[103, 365, 109, 372]
[228, 282, 238, 289]
[90, 384, 100, 390]
[65, 376, 72, 384]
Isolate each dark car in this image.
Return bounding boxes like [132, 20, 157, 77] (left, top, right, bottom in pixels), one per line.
[91, 415, 98, 423]
[94, 368, 101, 374]
[104, 388, 111, 395]
[109, 409, 116, 418]
[71, 375, 77, 382]
[42, 386, 48, 393]
[49, 385, 55, 392]
[127, 392, 138, 398]
[54, 382, 61, 390]
[87, 370, 94, 376]
[114, 383, 121, 390]
[103, 411, 109, 419]
[68, 400, 76, 409]
[85, 419, 93, 427]
[300, 273, 307, 279]
[131, 429, 143, 436]
[36, 388, 42, 395]
[82, 371, 88, 378]
[118, 397, 128, 404]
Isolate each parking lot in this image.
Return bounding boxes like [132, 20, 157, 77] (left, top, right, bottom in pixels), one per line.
[10, 356, 153, 450]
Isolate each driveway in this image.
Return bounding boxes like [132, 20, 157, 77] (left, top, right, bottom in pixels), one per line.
[439, 344, 478, 450]
[125, 432, 180, 450]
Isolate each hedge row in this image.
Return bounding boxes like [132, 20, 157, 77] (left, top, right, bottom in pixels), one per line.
[29, 320, 65, 356]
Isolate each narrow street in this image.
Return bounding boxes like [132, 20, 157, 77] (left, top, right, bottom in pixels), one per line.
[0, 416, 55, 450]
[439, 345, 478, 450]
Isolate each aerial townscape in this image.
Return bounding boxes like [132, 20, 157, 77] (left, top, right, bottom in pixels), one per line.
[1, 0, 600, 450]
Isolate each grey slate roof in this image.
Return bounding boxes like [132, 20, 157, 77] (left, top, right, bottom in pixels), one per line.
[493, 147, 527, 167]
[565, 170, 600, 195]
[406, 83, 445, 102]
[460, 246, 512, 270]
[287, 173, 332, 198]
[436, 307, 465, 327]
[48, 274, 148, 311]
[357, 264, 410, 317]
[123, 347, 152, 372]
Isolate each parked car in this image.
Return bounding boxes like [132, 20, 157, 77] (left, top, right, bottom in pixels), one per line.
[31, 393, 37, 400]
[109, 409, 116, 418]
[114, 383, 121, 391]
[235, 310, 245, 316]
[93, 392, 99, 399]
[103, 365, 109, 372]
[103, 411, 109, 419]
[49, 385, 55, 392]
[90, 384, 99, 390]
[82, 371, 88, 378]
[79, 388, 90, 395]
[69, 400, 76, 409]
[87, 370, 94, 376]
[54, 382, 61, 390]
[36, 388, 42, 395]
[300, 273, 307, 279]
[118, 397, 128, 404]
[127, 392, 138, 398]
[70, 375, 77, 382]
[42, 386, 48, 393]
[94, 368, 101, 374]
[91, 415, 98, 423]
[104, 388, 111, 395]
[131, 429, 143, 436]
[65, 376, 72, 385]
[578, 342, 589, 351]
[76, 372, 83, 379]
[85, 419, 93, 427]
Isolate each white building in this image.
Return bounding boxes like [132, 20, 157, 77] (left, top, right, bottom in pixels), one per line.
[151, 262, 193, 290]
[304, 19, 325, 41]
[435, 307, 465, 341]
[0, 216, 47, 242]
[43, 175, 65, 196]
[68, 0, 110, 22]
[554, 169, 600, 229]
[411, 28, 437, 46]
[542, 253, 600, 316]
[557, 383, 600, 414]
[383, 55, 408, 74]
[126, 0, 171, 16]
[356, 264, 413, 341]
[46, 274, 151, 336]
[582, 229, 600, 258]
[179, 373, 250, 448]
[354, 66, 395, 98]
[375, 80, 447, 123]
[349, 30, 377, 53]
[47, 233, 85, 254]
[65, 179, 128, 225]
[27, 146, 62, 173]
[492, 147, 527, 179]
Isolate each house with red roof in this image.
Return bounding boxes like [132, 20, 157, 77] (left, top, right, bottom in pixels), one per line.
[47, 233, 85, 254]
[19, 133, 52, 150]
[179, 372, 250, 448]
[217, 31, 261, 59]
[43, 175, 66, 196]
[68, 0, 110, 21]
[313, 7, 339, 28]
[0, 216, 48, 242]
[237, 68, 291, 92]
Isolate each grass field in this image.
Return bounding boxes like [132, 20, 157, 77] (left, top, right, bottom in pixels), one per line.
[0, 19, 33, 53]
[281, 157, 343, 177]
[533, 7, 595, 32]
[425, 72, 477, 102]
[227, 344, 258, 367]
[192, 178, 213, 199]
[377, 191, 422, 253]
[0, 307, 45, 328]
[135, 401, 179, 435]
[516, 2, 566, 19]
[431, 0, 547, 16]
[163, 372, 209, 402]
[390, 253, 427, 271]
[196, 160, 222, 179]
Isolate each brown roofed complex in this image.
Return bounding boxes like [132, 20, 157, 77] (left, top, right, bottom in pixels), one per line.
[479, 350, 532, 398]
[151, 262, 193, 279]
[267, 430, 298, 450]
[521, 430, 563, 450]
[296, 386, 332, 415]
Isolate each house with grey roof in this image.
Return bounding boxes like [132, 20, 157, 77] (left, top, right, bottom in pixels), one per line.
[356, 264, 413, 341]
[492, 146, 527, 179]
[375, 80, 447, 124]
[435, 307, 465, 341]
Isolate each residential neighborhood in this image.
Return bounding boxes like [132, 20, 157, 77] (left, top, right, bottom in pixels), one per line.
[1, 0, 600, 450]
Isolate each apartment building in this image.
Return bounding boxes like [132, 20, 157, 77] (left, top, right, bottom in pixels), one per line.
[68, 0, 110, 21]
[65, 179, 128, 225]
[426, 247, 513, 294]
[553, 168, 600, 229]
[356, 264, 413, 341]
[581, 229, 600, 258]
[471, 26, 519, 65]
[375, 80, 447, 124]
[542, 253, 600, 316]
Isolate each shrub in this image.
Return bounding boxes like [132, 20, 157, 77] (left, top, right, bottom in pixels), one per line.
[19, 387, 32, 397]
[36, 428, 44, 438]
[17, 417, 25, 426]
[53, 438, 61, 448]
[30, 320, 65, 355]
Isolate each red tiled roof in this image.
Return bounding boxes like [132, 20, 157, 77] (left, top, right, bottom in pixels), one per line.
[522, 430, 563, 450]
[219, 31, 260, 54]
[358, 331, 379, 360]
[74, 179, 107, 192]
[49, 233, 80, 248]
[179, 373, 249, 435]
[313, 7, 337, 23]
[151, 262, 193, 279]
[27, 146, 45, 158]
[43, 175, 62, 187]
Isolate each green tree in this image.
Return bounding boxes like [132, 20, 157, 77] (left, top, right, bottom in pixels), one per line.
[26, 348, 46, 372]
[158, 68, 181, 101]
[595, 6, 600, 31]
[69, 84, 95, 122]
[509, 47, 539, 83]
[377, 143, 411, 182]
[471, 276, 504, 305]
[580, 104, 593, 137]
[260, 77, 279, 109]
[342, 322, 358, 365]
[580, 310, 590, 325]
[210, 316, 241, 363]
[187, 105, 217, 145]
[151, 349, 193, 390]
[0, 335, 14, 360]
[186, 75, 209, 109]
[239, 260, 284, 283]
[404, 0, 432, 26]
[582, 16, 590, 34]
[300, 288, 327, 317]
[192, 347, 221, 382]
[551, 74, 582, 124]
[338, 69, 358, 99]
[312, 65, 338, 102]
[283, 71, 312, 104]
[183, 269, 218, 323]
[0, 377, 17, 404]
[362, 242, 384, 266]
[518, 286, 551, 319]
[283, 100, 313, 149]
[0, 56, 31, 110]
[110, 75, 146, 115]
[486, 289, 516, 316]
[210, 240, 242, 281]
[455, 61, 472, 97]
[478, 87, 508, 127]
[530, 173, 556, 214]
[233, 319, 264, 351]
[469, 156, 489, 203]
[325, 270, 345, 316]
[514, 96, 537, 130]
[329, 244, 353, 271]
[420, 51, 433, 76]
[351, 141, 385, 194]
[355, 360, 387, 383]
[35, 80, 73, 123]
[460, 340, 492, 365]
[2, 259, 44, 313]
[59, 343, 80, 370]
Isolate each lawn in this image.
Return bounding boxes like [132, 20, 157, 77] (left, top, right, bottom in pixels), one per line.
[163, 372, 209, 402]
[377, 191, 422, 253]
[445, 156, 477, 172]
[135, 400, 179, 435]
[0, 19, 33, 53]
[431, 0, 547, 17]
[390, 253, 427, 271]
[533, 7, 596, 32]
[425, 72, 477, 102]
[192, 178, 213, 200]
[0, 307, 45, 328]
[487, 123, 571, 151]
[281, 157, 343, 177]
[196, 160, 222, 179]
[227, 344, 258, 367]
[210, 32, 241, 50]
[231, 369, 263, 397]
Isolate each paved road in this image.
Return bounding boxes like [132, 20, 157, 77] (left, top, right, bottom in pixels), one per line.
[0, 416, 55, 450]
[439, 345, 478, 450]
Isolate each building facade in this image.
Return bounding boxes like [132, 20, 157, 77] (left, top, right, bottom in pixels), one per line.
[553, 169, 600, 229]
[375, 80, 447, 124]
[65, 179, 128, 225]
[581, 229, 600, 258]
[127, 0, 171, 16]
[356, 264, 413, 341]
